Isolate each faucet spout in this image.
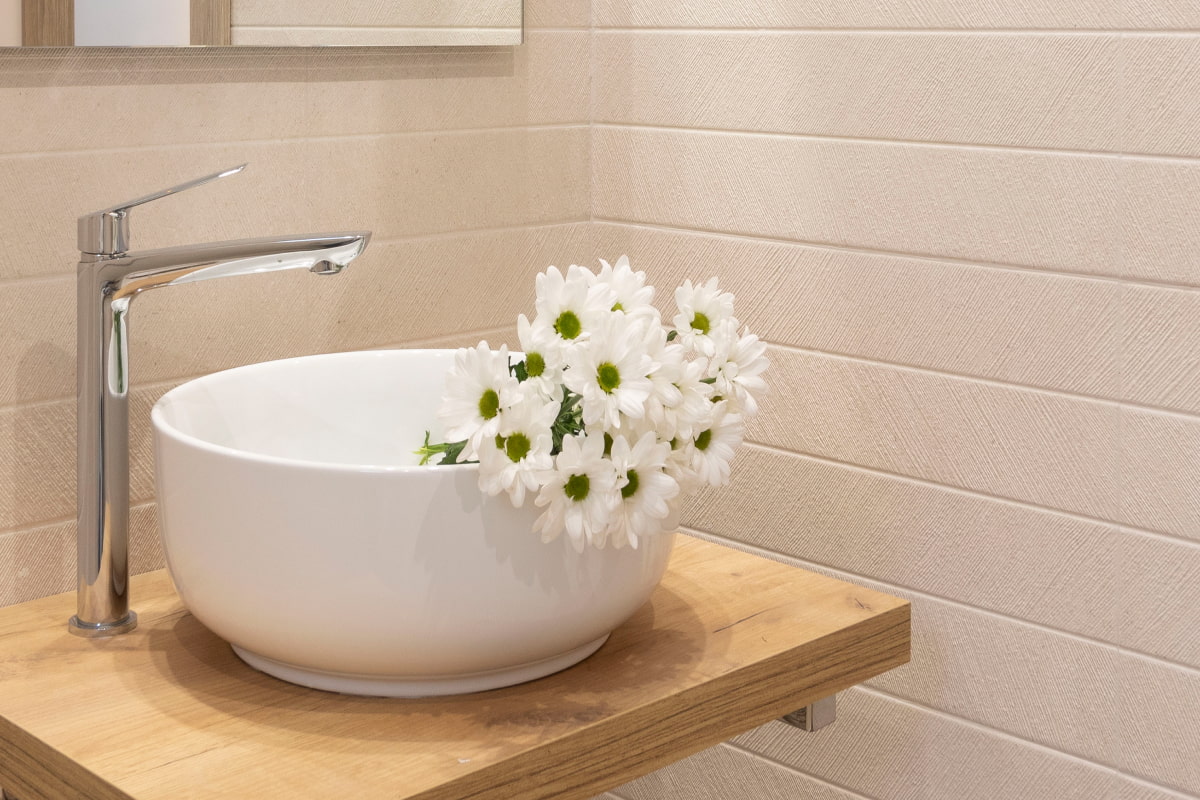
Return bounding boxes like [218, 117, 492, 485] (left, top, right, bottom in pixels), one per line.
[71, 229, 371, 637]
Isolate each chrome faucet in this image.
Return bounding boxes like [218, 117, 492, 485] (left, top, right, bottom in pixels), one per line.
[70, 164, 371, 637]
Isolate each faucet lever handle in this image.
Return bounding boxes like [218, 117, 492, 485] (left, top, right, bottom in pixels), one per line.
[77, 163, 248, 256]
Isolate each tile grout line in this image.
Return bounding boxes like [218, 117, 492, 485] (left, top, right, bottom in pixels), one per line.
[760, 339, 1200, 424]
[591, 27, 1200, 35]
[593, 121, 1200, 165]
[741, 439, 1200, 553]
[721, 741, 883, 800]
[679, 524, 1200, 678]
[0, 122, 592, 162]
[590, 218, 1200, 294]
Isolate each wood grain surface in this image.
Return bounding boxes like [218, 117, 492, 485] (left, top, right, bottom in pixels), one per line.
[21, 0, 72, 45]
[0, 535, 908, 800]
[191, 0, 231, 46]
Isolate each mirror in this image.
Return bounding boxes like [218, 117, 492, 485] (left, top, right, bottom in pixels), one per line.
[7, 0, 522, 47]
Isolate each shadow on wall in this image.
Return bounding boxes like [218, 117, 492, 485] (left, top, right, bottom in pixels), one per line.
[0, 45, 515, 88]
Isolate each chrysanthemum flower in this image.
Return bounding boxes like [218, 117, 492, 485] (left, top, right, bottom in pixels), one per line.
[708, 320, 770, 418]
[607, 431, 679, 549]
[688, 401, 745, 487]
[562, 313, 654, 431]
[673, 277, 736, 356]
[534, 265, 616, 348]
[533, 433, 620, 552]
[437, 342, 520, 459]
[478, 386, 558, 507]
[516, 313, 566, 399]
[596, 255, 657, 320]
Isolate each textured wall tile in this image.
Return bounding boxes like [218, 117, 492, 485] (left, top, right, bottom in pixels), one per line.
[0, 32, 588, 155]
[1120, 283, 1200, 414]
[594, 0, 1134, 29]
[752, 348, 1121, 526]
[735, 689, 1131, 800]
[1123, 36, 1200, 158]
[595, 32, 1121, 151]
[233, 0, 520, 27]
[614, 744, 860, 800]
[593, 223, 1122, 400]
[525, 0, 590, 28]
[688, 447, 1132, 653]
[1120, 408, 1200, 540]
[593, 127, 1122, 278]
[1119, 655, 1200, 795]
[1121, 156, 1200, 286]
[0, 126, 589, 281]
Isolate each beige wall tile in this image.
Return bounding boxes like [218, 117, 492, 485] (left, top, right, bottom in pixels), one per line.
[735, 689, 1131, 800]
[614, 744, 860, 800]
[525, 0, 589, 28]
[751, 347, 1122, 528]
[593, 127, 1123, 279]
[1120, 283, 1200, 414]
[1123, 36, 1200, 158]
[1121, 156, 1200, 286]
[0, 126, 589, 281]
[593, 0, 1135, 29]
[1120, 408, 1200, 540]
[595, 32, 1121, 151]
[1120, 655, 1200, 794]
[593, 223, 1122, 401]
[0, 32, 588, 155]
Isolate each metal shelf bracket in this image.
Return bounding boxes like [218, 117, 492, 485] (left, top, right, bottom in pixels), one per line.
[780, 694, 837, 732]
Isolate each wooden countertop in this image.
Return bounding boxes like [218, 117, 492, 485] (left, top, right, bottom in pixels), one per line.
[0, 535, 909, 800]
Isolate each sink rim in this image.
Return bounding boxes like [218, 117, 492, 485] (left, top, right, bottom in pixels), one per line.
[151, 348, 473, 476]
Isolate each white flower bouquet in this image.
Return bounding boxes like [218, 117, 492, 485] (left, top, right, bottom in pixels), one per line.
[418, 256, 768, 552]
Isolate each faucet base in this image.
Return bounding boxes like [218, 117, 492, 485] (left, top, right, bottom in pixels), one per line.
[68, 611, 138, 638]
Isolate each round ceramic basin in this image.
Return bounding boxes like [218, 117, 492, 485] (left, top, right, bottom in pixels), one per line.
[151, 349, 675, 697]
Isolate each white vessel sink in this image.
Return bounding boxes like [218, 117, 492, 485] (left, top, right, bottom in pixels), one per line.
[151, 349, 675, 697]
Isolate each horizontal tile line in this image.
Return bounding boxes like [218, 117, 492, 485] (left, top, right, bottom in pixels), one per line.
[0, 501, 157, 542]
[593, 26, 1200, 35]
[851, 686, 1196, 798]
[760, 339, 1200, 424]
[591, 218, 1200, 292]
[741, 438, 1200, 552]
[721, 742, 878, 799]
[680, 523, 1200, 693]
[0, 123, 590, 162]
[0, 219, 590, 292]
[595, 121, 1200, 164]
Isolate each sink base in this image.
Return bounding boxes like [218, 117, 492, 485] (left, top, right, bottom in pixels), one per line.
[231, 634, 611, 697]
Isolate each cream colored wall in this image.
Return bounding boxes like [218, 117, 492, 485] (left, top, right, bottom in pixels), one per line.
[0, 0, 597, 605]
[592, 3, 1200, 800]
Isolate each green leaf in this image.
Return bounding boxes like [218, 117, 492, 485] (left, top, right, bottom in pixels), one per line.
[414, 430, 475, 466]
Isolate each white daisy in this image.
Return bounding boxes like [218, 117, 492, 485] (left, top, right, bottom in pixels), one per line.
[516, 313, 566, 399]
[607, 431, 679, 550]
[478, 386, 557, 507]
[534, 265, 616, 347]
[688, 401, 745, 487]
[533, 433, 620, 552]
[562, 313, 655, 431]
[708, 320, 770, 418]
[665, 357, 715, 441]
[673, 277, 736, 356]
[595, 255, 657, 320]
[437, 342, 520, 459]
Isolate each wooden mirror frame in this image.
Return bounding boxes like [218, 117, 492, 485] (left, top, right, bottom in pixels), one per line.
[22, 0, 231, 46]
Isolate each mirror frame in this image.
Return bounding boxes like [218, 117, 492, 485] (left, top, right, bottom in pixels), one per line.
[23, 0, 231, 46]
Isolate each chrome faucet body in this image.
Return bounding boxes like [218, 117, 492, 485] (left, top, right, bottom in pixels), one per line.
[71, 165, 370, 636]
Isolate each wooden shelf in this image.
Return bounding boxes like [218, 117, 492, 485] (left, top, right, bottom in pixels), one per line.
[0, 536, 909, 800]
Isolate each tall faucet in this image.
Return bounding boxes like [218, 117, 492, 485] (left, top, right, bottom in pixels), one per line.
[71, 164, 371, 637]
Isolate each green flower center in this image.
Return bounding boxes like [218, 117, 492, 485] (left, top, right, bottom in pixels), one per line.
[691, 311, 711, 335]
[695, 429, 713, 451]
[504, 432, 531, 463]
[554, 310, 582, 340]
[612, 302, 625, 312]
[479, 389, 500, 420]
[564, 474, 590, 502]
[597, 362, 621, 393]
[621, 469, 640, 499]
[525, 352, 546, 378]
